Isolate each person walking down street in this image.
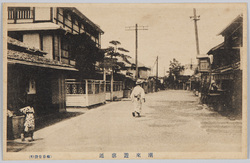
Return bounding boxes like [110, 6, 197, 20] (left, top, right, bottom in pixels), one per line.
[130, 80, 146, 117]
[19, 106, 35, 142]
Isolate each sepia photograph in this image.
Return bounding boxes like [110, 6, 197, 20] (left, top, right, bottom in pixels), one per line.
[2, 2, 248, 160]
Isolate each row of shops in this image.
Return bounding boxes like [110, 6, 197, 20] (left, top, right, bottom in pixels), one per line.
[194, 14, 243, 114]
[169, 14, 243, 115]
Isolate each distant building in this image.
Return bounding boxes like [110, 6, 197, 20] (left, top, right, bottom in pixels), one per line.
[120, 57, 151, 80]
[119, 57, 151, 93]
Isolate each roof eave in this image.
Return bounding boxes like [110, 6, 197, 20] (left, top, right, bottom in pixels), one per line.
[70, 7, 104, 34]
[217, 14, 243, 36]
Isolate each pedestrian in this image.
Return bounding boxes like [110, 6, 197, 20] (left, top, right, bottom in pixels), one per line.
[130, 80, 146, 117]
[19, 106, 35, 141]
[209, 80, 218, 93]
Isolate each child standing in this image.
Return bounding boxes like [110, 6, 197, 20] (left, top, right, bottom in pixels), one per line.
[19, 106, 35, 141]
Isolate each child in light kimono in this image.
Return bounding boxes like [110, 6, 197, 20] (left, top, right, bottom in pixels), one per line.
[19, 106, 35, 141]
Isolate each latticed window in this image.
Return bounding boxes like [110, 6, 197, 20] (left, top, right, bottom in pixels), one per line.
[78, 84, 85, 94]
[88, 82, 93, 94]
[95, 83, 99, 94]
[72, 84, 77, 94]
[100, 83, 104, 93]
[106, 83, 111, 92]
[66, 84, 71, 94]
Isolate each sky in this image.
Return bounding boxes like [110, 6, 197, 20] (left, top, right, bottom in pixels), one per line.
[77, 4, 243, 77]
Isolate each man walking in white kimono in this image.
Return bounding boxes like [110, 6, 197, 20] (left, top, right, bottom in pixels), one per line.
[130, 80, 146, 117]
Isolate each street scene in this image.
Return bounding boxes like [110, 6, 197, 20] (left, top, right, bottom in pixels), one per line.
[3, 3, 246, 160]
[7, 90, 242, 152]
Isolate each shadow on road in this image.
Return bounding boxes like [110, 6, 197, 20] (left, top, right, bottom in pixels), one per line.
[35, 111, 84, 131]
[7, 141, 35, 152]
[7, 111, 84, 152]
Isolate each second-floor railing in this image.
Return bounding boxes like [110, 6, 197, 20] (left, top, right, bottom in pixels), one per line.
[8, 8, 33, 20]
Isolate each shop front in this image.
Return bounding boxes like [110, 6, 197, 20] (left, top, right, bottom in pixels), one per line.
[66, 79, 106, 107]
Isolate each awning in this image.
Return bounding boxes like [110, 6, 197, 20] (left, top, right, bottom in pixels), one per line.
[8, 59, 78, 71]
[196, 54, 209, 59]
[8, 22, 63, 31]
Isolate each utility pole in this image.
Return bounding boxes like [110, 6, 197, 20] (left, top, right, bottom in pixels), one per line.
[190, 8, 200, 55]
[156, 56, 159, 79]
[191, 58, 193, 69]
[126, 24, 148, 81]
[190, 8, 202, 103]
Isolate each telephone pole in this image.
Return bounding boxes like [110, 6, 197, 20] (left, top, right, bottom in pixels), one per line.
[126, 24, 148, 80]
[190, 8, 200, 55]
[156, 56, 159, 79]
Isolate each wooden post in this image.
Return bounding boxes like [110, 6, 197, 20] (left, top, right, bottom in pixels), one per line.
[111, 70, 113, 101]
[190, 80, 192, 91]
[58, 73, 66, 112]
[85, 80, 88, 106]
[135, 24, 138, 80]
[103, 68, 106, 94]
[93, 80, 95, 95]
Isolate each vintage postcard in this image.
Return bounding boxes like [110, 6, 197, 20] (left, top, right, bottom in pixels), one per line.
[2, 3, 248, 160]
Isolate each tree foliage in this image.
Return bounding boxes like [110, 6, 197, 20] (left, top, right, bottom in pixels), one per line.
[71, 34, 105, 78]
[169, 58, 185, 78]
[164, 58, 185, 89]
[101, 40, 131, 71]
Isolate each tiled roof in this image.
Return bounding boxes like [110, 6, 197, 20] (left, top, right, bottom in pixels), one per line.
[218, 14, 243, 36]
[8, 50, 75, 68]
[7, 37, 77, 70]
[207, 42, 224, 54]
[212, 62, 240, 73]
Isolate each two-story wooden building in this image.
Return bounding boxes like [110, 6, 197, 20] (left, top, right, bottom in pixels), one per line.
[203, 14, 243, 114]
[8, 7, 103, 66]
[7, 7, 105, 114]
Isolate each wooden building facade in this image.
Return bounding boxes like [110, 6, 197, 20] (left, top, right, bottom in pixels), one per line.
[7, 7, 105, 110]
[203, 14, 243, 113]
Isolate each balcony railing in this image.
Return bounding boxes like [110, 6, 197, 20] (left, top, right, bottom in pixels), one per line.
[8, 9, 33, 20]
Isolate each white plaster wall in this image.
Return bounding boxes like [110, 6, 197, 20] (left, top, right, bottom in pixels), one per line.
[23, 33, 40, 49]
[43, 35, 53, 60]
[35, 7, 51, 21]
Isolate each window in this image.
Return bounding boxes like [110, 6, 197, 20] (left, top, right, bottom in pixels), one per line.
[95, 83, 99, 94]
[106, 83, 111, 92]
[61, 36, 70, 59]
[100, 83, 104, 93]
[73, 18, 79, 33]
[64, 12, 71, 27]
[57, 8, 64, 23]
[88, 82, 93, 94]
